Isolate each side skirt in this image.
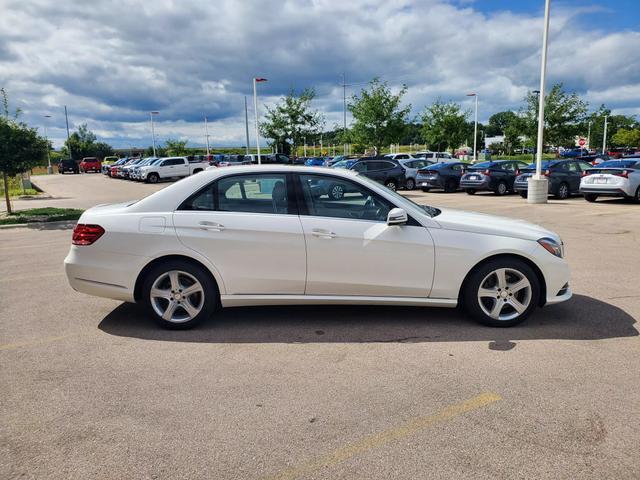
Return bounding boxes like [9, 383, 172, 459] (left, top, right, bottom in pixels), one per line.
[220, 294, 458, 308]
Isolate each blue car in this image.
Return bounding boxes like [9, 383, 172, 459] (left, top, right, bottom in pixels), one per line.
[560, 148, 589, 158]
[304, 157, 326, 167]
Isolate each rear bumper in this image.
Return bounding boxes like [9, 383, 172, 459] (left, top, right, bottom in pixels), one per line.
[579, 187, 629, 197]
[64, 246, 147, 302]
[416, 176, 443, 188]
[459, 178, 491, 190]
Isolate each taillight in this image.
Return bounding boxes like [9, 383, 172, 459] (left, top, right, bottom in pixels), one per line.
[483, 169, 491, 175]
[543, 169, 551, 176]
[616, 170, 631, 178]
[515, 169, 520, 175]
[72, 224, 105, 245]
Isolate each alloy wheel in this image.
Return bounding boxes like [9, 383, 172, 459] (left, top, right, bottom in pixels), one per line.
[150, 270, 205, 323]
[477, 268, 532, 321]
[330, 184, 344, 200]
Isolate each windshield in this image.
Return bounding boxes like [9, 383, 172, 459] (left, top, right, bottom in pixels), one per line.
[332, 160, 354, 169]
[357, 174, 441, 217]
[470, 161, 494, 169]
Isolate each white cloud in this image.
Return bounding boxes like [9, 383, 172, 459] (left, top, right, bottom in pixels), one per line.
[0, 0, 638, 148]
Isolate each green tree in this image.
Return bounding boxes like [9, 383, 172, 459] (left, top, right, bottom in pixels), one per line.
[349, 79, 411, 154]
[611, 128, 640, 148]
[486, 111, 519, 137]
[584, 105, 637, 151]
[420, 100, 469, 152]
[0, 91, 48, 213]
[260, 88, 323, 156]
[521, 84, 588, 147]
[164, 139, 189, 156]
[62, 124, 114, 160]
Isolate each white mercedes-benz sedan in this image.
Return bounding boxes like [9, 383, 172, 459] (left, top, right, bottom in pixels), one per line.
[65, 165, 571, 329]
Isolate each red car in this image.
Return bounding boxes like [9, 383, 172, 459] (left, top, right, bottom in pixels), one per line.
[79, 157, 102, 173]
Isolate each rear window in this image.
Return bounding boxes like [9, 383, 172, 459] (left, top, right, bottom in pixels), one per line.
[469, 161, 494, 169]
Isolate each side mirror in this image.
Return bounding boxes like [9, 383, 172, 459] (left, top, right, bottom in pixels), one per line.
[387, 208, 408, 226]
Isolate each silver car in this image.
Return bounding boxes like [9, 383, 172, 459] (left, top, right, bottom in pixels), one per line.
[398, 158, 435, 190]
[579, 159, 640, 202]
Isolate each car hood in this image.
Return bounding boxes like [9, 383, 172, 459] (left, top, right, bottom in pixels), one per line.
[433, 208, 559, 242]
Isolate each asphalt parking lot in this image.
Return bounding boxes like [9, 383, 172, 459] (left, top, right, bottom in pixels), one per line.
[2, 173, 639, 479]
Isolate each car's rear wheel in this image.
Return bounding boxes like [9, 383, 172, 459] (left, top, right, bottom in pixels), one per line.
[554, 182, 569, 200]
[385, 179, 397, 191]
[462, 258, 540, 327]
[584, 193, 598, 202]
[634, 186, 640, 204]
[495, 181, 508, 196]
[444, 178, 457, 193]
[405, 178, 416, 190]
[421, 187, 430, 193]
[142, 260, 217, 329]
[465, 189, 476, 195]
[147, 173, 159, 184]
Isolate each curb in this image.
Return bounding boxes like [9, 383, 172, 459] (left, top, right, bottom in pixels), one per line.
[0, 219, 78, 230]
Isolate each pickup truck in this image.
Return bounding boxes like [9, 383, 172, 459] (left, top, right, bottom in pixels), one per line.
[79, 157, 102, 173]
[138, 156, 209, 183]
[58, 159, 79, 174]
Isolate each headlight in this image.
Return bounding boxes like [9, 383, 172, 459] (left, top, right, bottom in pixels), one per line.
[538, 237, 564, 258]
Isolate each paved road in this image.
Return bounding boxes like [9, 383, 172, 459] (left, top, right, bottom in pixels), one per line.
[1, 174, 639, 479]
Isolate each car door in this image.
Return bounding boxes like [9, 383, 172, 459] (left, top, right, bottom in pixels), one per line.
[567, 161, 588, 192]
[296, 173, 434, 297]
[173, 172, 306, 294]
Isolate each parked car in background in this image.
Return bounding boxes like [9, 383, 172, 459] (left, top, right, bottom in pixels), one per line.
[139, 156, 208, 183]
[304, 157, 326, 167]
[415, 151, 454, 162]
[513, 159, 592, 199]
[107, 158, 129, 177]
[331, 159, 358, 170]
[326, 155, 359, 166]
[560, 148, 589, 158]
[243, 153, 291, 164]
[580, 159, 640, 202]
[398, 158, 436, 190]
[384, 153, 415, 161]
[416, 162, 468, 193]
[65, 165, 572, 329]
[79, 157, 102, 173]
[577, 153, 609, 166]
[100, 156, 119, 174]
[349, 157, 406, 191]
[120, 157, 147, 179]
[460, 160, 528, 195]
[58, 159, 79, 174]
[130, 157, 159, 181]
[217, 154, 252, 167]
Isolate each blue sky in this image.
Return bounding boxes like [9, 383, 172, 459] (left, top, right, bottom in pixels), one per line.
[1, 0, 639, 149]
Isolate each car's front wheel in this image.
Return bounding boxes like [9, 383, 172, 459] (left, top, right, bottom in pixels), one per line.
[142, 260, 217, 329]
[519, 191, 527, 198]
[462, 258, 540, 327]
[584, 193, 598, 202]
[495, 181, 508, 196]
[147, 173, 159, 184]
[405, 178, 415, 190]
[384, 179, 397, 191]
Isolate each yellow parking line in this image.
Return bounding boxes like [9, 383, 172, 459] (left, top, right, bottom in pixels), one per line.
[0, 333, 76, 351]
[265, 392, 502, 480]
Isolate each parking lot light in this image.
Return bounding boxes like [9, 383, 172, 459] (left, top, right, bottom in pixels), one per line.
[253, 77, 268, 164]
[43, 115, 52, 174]
[150, 111, 159, 157]
[467, 93, 478, 163]
[528, 0, 551, 205]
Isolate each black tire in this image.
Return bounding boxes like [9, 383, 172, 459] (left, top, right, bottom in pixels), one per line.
[584, 193, 598, 203]
[421, 187, 430, 193]
[465, 189, 476, 195]
[519, 191, 527, 198]
[494, 181, 508, 196]
[328, 183, 345, 200]
[634, 186, 640, 204]
[554, 182, 569, 200]
[444, 178, 457, 193]
[405, 178, 416, 190]
[147, 173, 159, 184]
[385, 179, 397, 191]
[462, 257, 540, 328]
[193, 169, 203, 174]
[141, 259, 218, 329]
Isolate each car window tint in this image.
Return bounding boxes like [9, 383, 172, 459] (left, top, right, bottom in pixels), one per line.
[396, 154, 409, 159]
[566, 162, 581, 172]
[451, 164, 462, 171]
[352, 162, 367, 172]
[179, 174, 289, 214]
[299, 174, 392, 222]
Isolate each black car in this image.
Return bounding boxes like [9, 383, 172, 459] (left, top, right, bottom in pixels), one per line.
[513, 159, 592, 199]
[415, 162, 468, 192]
[460, 160, 528, 195]
[349, 157, 406, 191]
[58, 159, 79, 174]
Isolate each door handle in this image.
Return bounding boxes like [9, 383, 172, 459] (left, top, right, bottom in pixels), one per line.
[311, 228, 336, 238]
[199, 221, 225, 231]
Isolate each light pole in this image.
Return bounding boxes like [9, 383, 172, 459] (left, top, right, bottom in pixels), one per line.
[150, 111, 159, 157]
[64, 106, 72, 160]
[467, 93, 478, 162]
[532, 90, 540, 162]
[303, 137, 307, 157]
[587, 120, 592, 150]
[602, 115, 608, 154]
[204, 116, 211, 155]
[43, 115, 52, 174]
[528, 0, 551, 205]
[244, 96, 250, 155]
[253, 77, 267, 164]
